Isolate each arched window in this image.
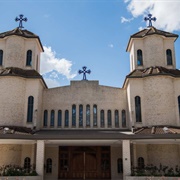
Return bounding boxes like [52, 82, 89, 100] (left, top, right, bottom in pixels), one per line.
[26, 50, 32, 66]
[100, 110, 105, 127]
[43, 110, 48, 127]
[93, 105, 97, 126]
[0, 50, 3, 65]
[135, 96, 142, 122]
[65, 110, 69, 127]
[72, 105, 76, 127]
[166, 49, 173, 65]
[108, 110, 112, 127]
[138, 157, 145, 169]
[115, 110, 119, 127]
[86, 105, 90, 126]
[117, 158, 123, 173]
[122, 110, 126, 127]
[46, 158, 52, 173]
[24, 157, 31, 172]
[137, 49, 143, 66]
[58, 110, 62, 127]
[50, 110, 55, 127]
[27, 96, 34, 122]
[79, 105, 83, 127]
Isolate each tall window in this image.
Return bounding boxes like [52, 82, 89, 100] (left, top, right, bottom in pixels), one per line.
[26, 50, 32, 66]
[178, 96, 180, 116]
[117, 158, 123, 173]
[137, 49, 143, 66]
[166, 49, 173, 65]
[115, 110, 119, 127]
[24, 157, 31, 172]
[79, 105, 83, 127]
[27, 96, 34, 122]
[135, 96, 142, 122]
[86, 105, 90, 126]
[43, 110, 48, 127]
[50, 110, 55, 127]
[122, 110, 126, 127]
[65, 110, 69, 127]
[72, 105, 76, 127]
[138, 157, 144, 169]
[107, 110, 112, 127]
[100, 110, 105, 127]
[93, 105, 97, 126]
[0, 50, 3, 65]
[58, 110, 62, 127]
[46, 158, 52, 173]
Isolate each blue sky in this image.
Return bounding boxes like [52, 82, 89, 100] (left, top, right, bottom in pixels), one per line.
[0, 0, 180, 88]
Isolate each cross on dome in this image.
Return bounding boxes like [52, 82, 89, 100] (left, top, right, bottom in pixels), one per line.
[144, 14, 156, 27]
[78, 66, 91, 80]
[15, 14, 28, 29]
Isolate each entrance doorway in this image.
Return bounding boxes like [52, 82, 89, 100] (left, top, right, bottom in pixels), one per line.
[59, 146, 111, 179]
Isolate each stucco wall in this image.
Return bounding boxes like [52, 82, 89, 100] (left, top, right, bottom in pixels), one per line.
[44, 146, 59, 179]
[129, 35, 176, 71]
[0, 144, 22, 166]
[0, 36, 42, 72]
[111, 146, 123, 179]
[42, 81, 128, 129]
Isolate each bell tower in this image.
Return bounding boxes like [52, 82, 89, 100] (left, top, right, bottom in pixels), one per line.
[126, 14, 178, 72]
[0, 14, 44, 73]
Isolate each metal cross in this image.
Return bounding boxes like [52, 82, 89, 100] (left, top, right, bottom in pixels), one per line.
[15, 14, 28, 29]
[144, 14, 156, 27]
[78, 66, 91, 80]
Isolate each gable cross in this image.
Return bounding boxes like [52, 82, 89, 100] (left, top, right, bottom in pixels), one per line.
[78, 66, 91, 80]
[15, 14, 28, 29]
[144, 14, 156, 27]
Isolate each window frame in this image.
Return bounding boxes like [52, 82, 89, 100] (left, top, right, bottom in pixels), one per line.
[26, 50, 32, 66]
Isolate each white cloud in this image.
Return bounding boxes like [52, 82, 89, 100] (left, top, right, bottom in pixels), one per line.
[40, 46, 77, 79]
[44, 78, 60, 88]
[124, 0, 180, 32]
[121, 16, 133, 23]
[108, 44, 114, 48]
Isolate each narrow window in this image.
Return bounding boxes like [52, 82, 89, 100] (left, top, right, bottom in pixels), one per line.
[86, 105, 90, 126]
[93, 105, 97, 126]
[122, 110, 126, 127]
[43, 110, 48, 127]
[58, 110, 62, 127]
[138, 157, 144, 169]
[100, 110, 105, 127]
[107, 110, 112, 127]
[46, 158, 52, 173]
[135, 96, 142, 122]
[117, 158, 123, 173]
[72, 104, 76, 127]
[50, 110, 55, 127]
[137, 49, 143, 66]
[27, 96, 34, 122]
[166, 49, 173, 65]
[115, 110, 119, 127]
[26, 50, 32, 66]
[0, 50, 3, 65]
[65, 110, 69, 127]
[79, 105, 83, 127]
[24, 157, 31, 173]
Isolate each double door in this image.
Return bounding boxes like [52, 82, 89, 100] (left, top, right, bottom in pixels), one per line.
[59, 146, 111, 179]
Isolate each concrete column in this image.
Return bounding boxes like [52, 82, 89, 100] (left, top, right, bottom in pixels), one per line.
[122, 140, 131, 179]
[36, 140, 45, 179]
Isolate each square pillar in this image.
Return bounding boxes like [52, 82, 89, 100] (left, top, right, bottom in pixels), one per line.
[122, 140, 131, 179]
[36, 140, 45, 179]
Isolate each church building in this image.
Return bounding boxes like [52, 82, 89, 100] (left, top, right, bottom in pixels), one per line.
[0, 14, 180, 180]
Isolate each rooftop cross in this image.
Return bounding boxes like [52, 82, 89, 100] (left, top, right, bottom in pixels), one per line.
[78, 66, 91, 80]
[15, 14, 28, 29]
[144, 14, 156, 27]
